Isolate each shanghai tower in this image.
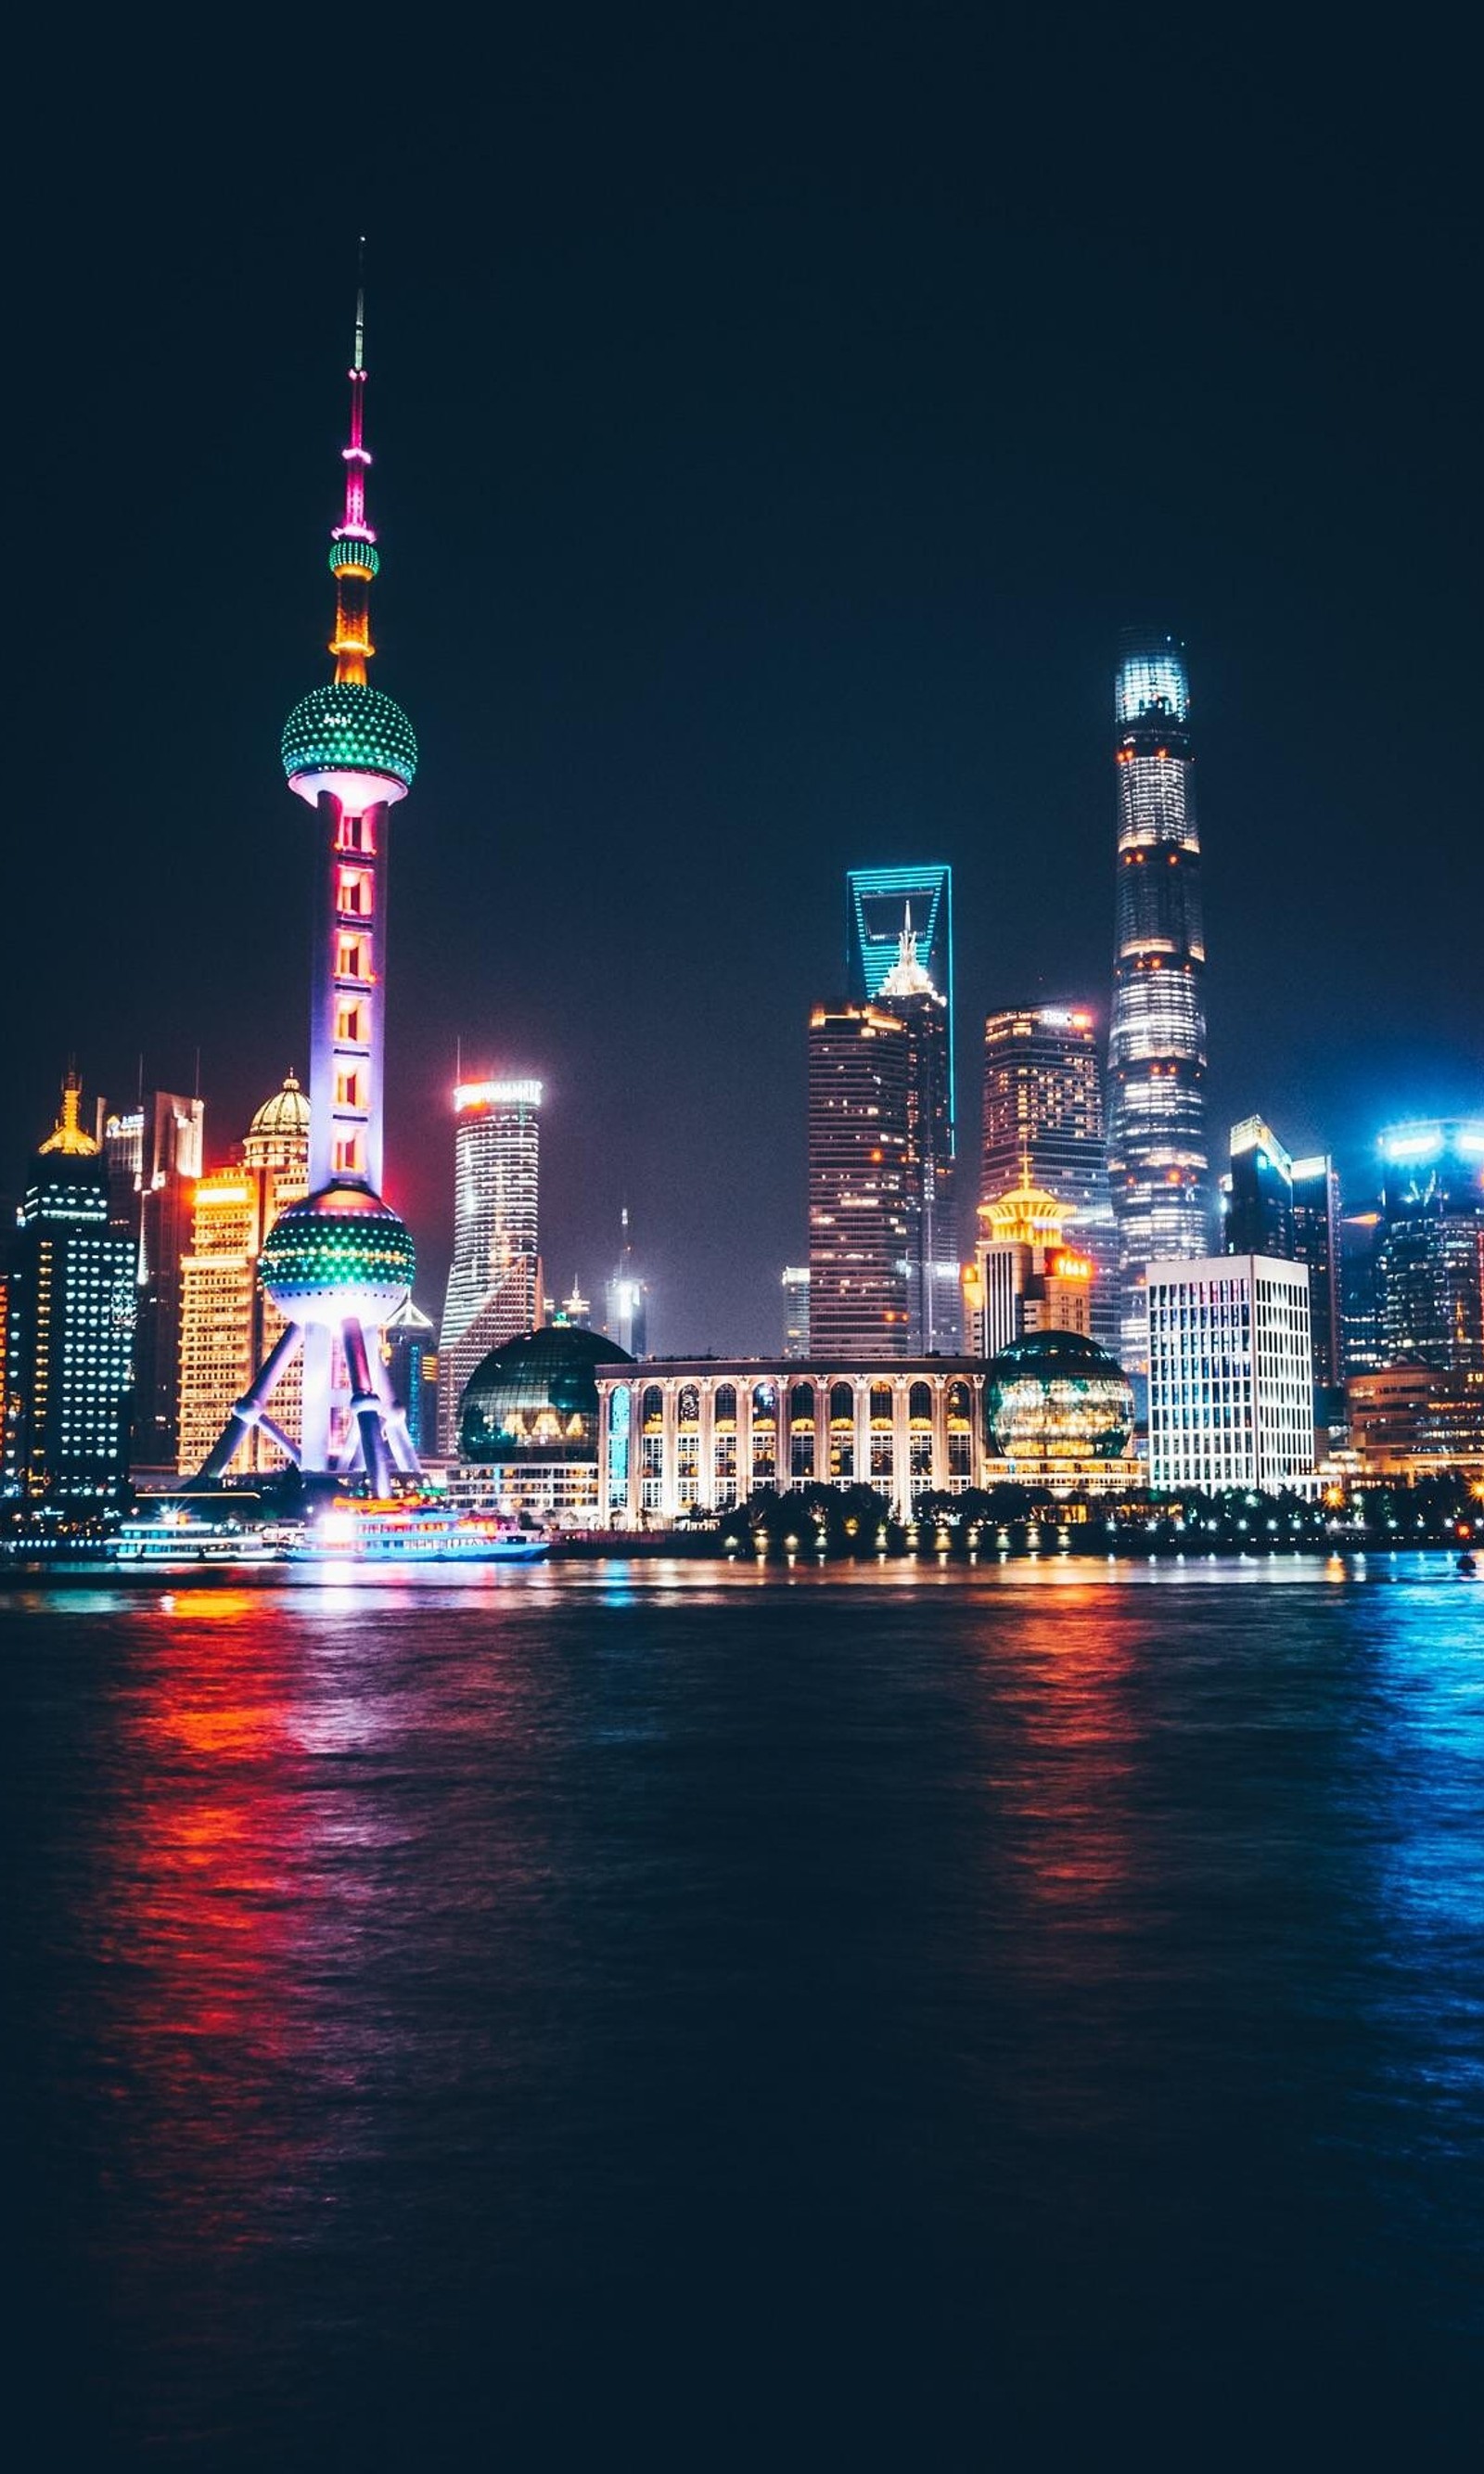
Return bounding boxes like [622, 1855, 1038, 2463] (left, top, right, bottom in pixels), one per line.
[1106, 632, 1213, 1376]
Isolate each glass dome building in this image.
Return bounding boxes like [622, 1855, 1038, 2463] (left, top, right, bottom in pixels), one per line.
[984, 1330, 1134, 1464]
[459, 1327, 634, 1463]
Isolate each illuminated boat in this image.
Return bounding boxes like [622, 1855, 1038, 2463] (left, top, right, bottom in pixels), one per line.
[109, 1512, 279, 1566]
[288, 1500, 550, 1563]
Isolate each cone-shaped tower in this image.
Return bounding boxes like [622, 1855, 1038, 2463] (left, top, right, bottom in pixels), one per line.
[192, 253, 418, 1493]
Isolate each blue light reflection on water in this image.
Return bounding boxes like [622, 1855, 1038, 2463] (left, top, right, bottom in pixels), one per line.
[4, 1560, 1484, 2464]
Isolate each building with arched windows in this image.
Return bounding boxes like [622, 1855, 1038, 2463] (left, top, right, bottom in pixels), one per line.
[596, 1358, 987, 1523]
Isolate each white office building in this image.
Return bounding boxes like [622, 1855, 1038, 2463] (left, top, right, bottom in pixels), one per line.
[1146, 1253, 1315, 1492]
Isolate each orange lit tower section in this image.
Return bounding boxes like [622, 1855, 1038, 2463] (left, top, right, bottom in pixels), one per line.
[192, 262, 417, 1492]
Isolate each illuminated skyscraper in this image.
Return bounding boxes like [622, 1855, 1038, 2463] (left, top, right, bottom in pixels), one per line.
[1148, 1255, 1314, 1491]
[193, 268, 419, 1492]
[877, 917, 959, 1350]
[1223, 1118, 1344, 1407]
[1376, 1121, 1484, 1372]
[1291, 1157, 1343, 1396]
[808, 1002, 911, 1356]
[1106, 634, 1212, 1378]
[604, 1209, 650, 1359]
[438, 1079, 543, 1452]
[981, 1003, 1117, 1354]
[847, 869, 956, 1347]
[3, 1075, 135, 1503]
[1224, 1116, 1294, 1257]
[381, 1295, 439, 1460]
[102, 1089, 204, 1469]
[176, 1075, 310, 1476]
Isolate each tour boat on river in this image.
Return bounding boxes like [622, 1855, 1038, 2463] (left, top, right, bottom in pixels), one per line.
[288, 1501, 550, 1566]
[108, 1512, 279, 1567]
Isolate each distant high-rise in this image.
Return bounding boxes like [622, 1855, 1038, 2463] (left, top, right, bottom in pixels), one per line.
[1290, 1154, 1343, 1397]
[438, 1079, 543, 1454]
[808, 1002, 911, 1356]
[877, 915, 959, 1350]
[981, 1004, 1116, 1354]
[1223, 1118, 1345, 1409]
[1106, 633, 1213, 1376]
[1225, 1116, 1294, 1258]
[604, 1210, 649, 1359]
[3, 1074, 134, 1504]
[380, 1296, 439, 1460]
[102, 1089, 204, 1470]
[558, 1280, 592, 1330]
[1339, 1207, 1385, 1377]
[1376, 1121, 1484, 1372]
[176, 1074, 310, 1476]
[781, 1265, 811, 1360]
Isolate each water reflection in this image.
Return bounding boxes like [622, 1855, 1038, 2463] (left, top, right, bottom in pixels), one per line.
[6, 1564, 1483, 2458]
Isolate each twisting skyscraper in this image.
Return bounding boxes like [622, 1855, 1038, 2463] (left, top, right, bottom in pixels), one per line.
[193, 263, 418, 1492]
[1106, 633, 1212, 1376]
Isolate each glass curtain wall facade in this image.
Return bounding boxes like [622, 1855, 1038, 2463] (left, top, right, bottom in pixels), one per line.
[103, 1090, 205, 1470]
[807, 1004, 912, 1357]
[1107, 634, 1213, 1378]
[438, 1080, 543, 1453]
[877, 923, 959, 1351]
[981, 1005, 1117, 1352]
[1377, 1122, 1484, 1372]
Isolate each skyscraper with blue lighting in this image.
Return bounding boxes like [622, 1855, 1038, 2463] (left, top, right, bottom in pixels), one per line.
[847, 867, 958, 1350]
[1376, 1121, 1484, 1371]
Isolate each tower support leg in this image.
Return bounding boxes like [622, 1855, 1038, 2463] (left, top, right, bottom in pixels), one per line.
[342, 1318, 394, 1498]
[190, 1324, 303, 1485]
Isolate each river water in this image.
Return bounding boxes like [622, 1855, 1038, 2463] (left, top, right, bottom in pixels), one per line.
[5, 1557, 1483, 2464]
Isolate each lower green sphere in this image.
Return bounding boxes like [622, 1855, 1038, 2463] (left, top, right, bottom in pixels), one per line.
[260, 1185, 416, 1327]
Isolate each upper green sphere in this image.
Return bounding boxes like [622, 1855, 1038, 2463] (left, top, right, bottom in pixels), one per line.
[282, 682, 417, 789]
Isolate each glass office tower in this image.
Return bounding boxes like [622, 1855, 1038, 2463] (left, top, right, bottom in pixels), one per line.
[1106, 633, 1213, 1377]
[1376, 1121, 1484, 1372]
[438, 1079, 543, 1453]
[807, 1002, 912, 1356]
[981, 1003, 1117, 1353]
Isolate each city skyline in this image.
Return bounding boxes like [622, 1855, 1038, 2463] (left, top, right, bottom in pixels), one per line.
[5, 161, 1478, 1355]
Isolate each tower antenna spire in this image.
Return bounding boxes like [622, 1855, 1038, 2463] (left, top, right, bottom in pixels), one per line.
[328, 237, 377, 685]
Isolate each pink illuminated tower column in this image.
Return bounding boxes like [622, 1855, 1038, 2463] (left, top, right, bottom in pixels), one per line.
[194, 258, 418, 1490]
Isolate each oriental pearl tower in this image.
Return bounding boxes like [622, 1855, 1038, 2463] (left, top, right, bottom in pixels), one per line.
[194, 256, 418, 1493]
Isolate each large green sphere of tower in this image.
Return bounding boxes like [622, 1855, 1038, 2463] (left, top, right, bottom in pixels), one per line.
[281, 681, 418, 789]
[259, 1185, 416, 1327]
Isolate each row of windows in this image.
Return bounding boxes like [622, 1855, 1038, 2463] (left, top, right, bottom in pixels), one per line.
[629, 1379, 977, 1425]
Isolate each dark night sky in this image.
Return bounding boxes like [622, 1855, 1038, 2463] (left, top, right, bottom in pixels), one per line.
[4, 12, 1478, 1352]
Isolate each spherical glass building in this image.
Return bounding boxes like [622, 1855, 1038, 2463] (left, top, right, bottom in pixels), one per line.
[459, 1328, 634, 1462]
[984, 1330, 1133, 1463]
